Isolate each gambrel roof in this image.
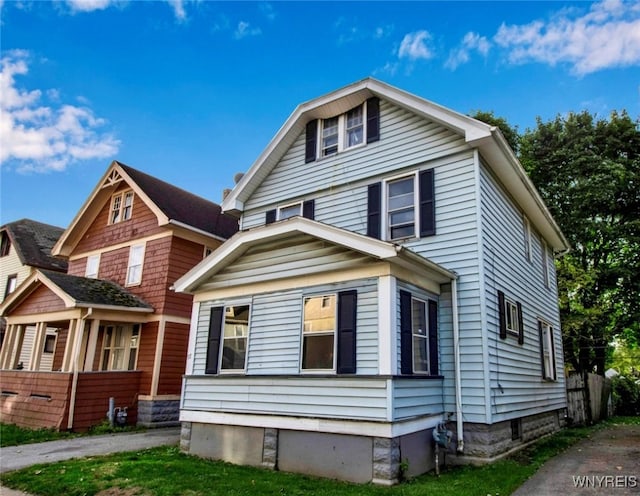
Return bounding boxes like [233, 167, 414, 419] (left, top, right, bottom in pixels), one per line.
[53, 161, 238, 257]
[173, 216, 456, 295]
[222, 77, 569, 252]
[0, 269, 152, 316]
[1, 219, 68, 272]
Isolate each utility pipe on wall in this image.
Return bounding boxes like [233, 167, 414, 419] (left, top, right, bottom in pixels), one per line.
[451, 277, 464, 453]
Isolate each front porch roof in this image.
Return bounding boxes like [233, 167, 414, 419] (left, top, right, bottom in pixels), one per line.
[0, 269, 153, 316]
[172, 216, 457, 294]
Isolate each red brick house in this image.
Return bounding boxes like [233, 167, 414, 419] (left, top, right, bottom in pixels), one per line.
[0, 161, 238, 431]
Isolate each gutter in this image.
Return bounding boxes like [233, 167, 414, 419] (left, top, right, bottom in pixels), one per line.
[167, 219, 229, 243]
[451, 276, 464, 453]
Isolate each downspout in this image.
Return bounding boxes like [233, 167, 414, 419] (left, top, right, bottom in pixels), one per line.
[67, 307, 92, 430]
[451, 276, 464, 453]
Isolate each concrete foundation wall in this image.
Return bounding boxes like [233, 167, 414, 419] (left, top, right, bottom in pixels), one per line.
[137, 399, 180, 428]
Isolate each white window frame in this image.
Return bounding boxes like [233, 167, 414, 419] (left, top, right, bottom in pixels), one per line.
[277, 202, 302, 220]
[85, 254, 100, 279]
[539, 320, 556, 381]
[541, 239, 550, 288]
[504, 296, 520, 335]
[383, 172, 420, 241]
[411, 297, 430, 374]
[5, 274, 17, 298]
[318, 103, 366, 158]
[109, 190, 134, 225]
[301, 293, 337, 372]
[219, 304, 251, 373]
[126, 243, 145, 286]
[203, 246, 214, 259]
[101, 324, 140, 371]
[523, 216, 532, 262]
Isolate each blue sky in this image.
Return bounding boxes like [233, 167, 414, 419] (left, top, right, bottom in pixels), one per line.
[1, 0, 639, 228]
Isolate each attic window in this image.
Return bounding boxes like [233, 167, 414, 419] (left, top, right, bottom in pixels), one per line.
[305, 97, 380, 163]
[109, 190, 134, 225]
[0, 232, 10, 257]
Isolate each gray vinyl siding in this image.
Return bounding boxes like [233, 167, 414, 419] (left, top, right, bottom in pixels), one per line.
[185, 279, 381, 417]
[392, 378, 444, 420]
[479, 162, 566, 422]
[182, 376, 389, 420]
[242, 99, 469, 229]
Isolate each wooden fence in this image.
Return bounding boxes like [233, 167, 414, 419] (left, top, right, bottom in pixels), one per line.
[566, 372, 612, 426]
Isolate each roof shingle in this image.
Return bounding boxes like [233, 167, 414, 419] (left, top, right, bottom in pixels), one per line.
[2, 219, 68, 272]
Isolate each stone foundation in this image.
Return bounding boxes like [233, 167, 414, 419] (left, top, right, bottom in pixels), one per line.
[136, 398, 180, 428]
[181, 409, 564, 484]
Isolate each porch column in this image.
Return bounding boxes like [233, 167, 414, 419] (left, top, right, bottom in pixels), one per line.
[0, 324, 16, 369]
[10, 325, 26, 369]
[83, 319, 100, 371]
[61, 319, 80, 372]
[29, 322, 47, 371]
[378, 275, 396, 376]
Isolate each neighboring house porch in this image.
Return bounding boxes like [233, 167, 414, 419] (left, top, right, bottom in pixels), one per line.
[0, 270, 153, 430]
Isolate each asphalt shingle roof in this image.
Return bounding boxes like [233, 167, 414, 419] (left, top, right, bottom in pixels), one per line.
[2, 219, 68, 272]
[41, 270, 153, 310]
[118, 162, 239, 239]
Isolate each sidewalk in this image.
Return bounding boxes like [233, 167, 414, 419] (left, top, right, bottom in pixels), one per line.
[0, 427, 180, 495]
[512, 422, 640, 496]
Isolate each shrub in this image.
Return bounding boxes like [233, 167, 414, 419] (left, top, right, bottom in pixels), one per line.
[611, 376, 640, 416]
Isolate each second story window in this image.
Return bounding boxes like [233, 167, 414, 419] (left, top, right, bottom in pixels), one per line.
[4, 274, 17, 298]
[387, 176, 416, 240]
[0, 232, 11, 257]
[110, 190, 134, 225]
[126, 244, 145, 286]
[85, 254, 100, 279]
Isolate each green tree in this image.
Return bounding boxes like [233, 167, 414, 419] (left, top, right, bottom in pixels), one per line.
[471, 110, 520, 153]
[519, 110, 640, 375]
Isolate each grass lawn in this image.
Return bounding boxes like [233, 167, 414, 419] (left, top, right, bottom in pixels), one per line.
[1, 417, 637, 496]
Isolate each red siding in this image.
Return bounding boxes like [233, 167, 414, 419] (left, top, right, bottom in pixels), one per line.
[72, 184, 164, 257]
[11, 285, 66, 315]
[136, 321, 158, 395]
[72, 371, 141, 431]
[52, 328, 68, 371]
[157, 322, 189, 395]
[0, 371, 72, 430]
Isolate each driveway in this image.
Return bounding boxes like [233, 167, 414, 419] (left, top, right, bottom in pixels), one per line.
[512, 422, 640, 496]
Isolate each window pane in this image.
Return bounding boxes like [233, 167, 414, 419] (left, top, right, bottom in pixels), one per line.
[303, 295, 335, 333]
[128, 348, 138, 370]
[390, 209, 415, 226]
[279, 204, 301, 220]
[412, 299, 429, 373]
[388, 193, 414, 210]
[388, 178, 414, 197]
[302, 334, 334, 369]
[111, 195, 121, 224]
[322, 117, 339, 156]
[346, 106, 364, 148]
[413, 335, 429, 372]
[221, 305, 249, 370]
[123, 192, 134, 220]
[391, 225, 415, 239]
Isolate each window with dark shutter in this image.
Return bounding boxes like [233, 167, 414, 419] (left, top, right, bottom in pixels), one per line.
[337, 290, 357, 374]
[206, 307, 224, 374]
[367, 182, 382, 239]
[498, 290, 507, 339]
[305, 120, 318, 163]
[400, 290, 413, 375]
[302, 199, 315, 220]
[366, 97, 380, 143]
[428, 300, 438, 375]
[517, 301, 524, 345]
[419, 169, 435, 237]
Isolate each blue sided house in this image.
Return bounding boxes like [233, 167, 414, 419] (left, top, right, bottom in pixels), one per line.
[173, 78, 570, 484]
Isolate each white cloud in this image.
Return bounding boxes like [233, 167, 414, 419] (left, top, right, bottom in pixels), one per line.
[398, 30, 434, 60]
[0, 50, 120, 173]
[234, 21, 261, 39]
[166, 0, 186, 21]
[445, 31, 491, 70]
[63, 0, 189, 20]
[494, 0, 640, 75]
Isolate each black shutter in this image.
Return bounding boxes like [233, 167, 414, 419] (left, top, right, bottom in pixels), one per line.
[337, 290, 357, 374]
[419, 169, 435, 236]
[498, 290, 507, 339]
[517, 302, 524, 345]
[400, 290, 413, 375]
[366, 97, 380, 143]
[302, 199, 315, 220]
[305, 120, 318, 163]
[367, 182, 382, 239]
[538, 321, 545, 377]
[428, 300, 438, 375]
[206, 307, 224, 374]
[265, 209, 276, 224]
